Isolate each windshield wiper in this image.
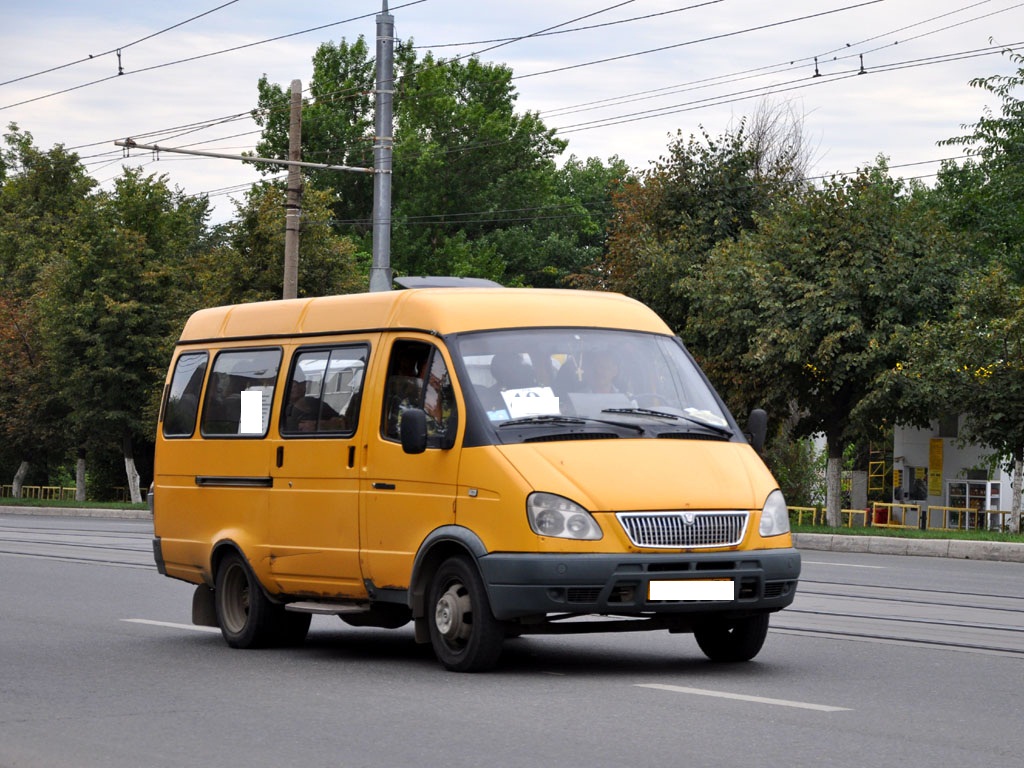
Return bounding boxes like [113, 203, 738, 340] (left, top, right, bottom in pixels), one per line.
[603, 408, 733, 437]
[498, 415, 587, 426]
[498, 414, 643, 434]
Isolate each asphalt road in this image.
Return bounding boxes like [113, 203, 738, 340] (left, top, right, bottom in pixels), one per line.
[1, 514, 1022, 768]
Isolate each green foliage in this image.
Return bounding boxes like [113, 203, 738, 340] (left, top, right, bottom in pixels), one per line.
[902, 264, 1024, 472]
[763, 434, 825, 508]
[0, 126, 95, 472]
[685, 161, 965, 524]
[588, 119, 805, 332]
[39, 168, 212, 458]
[936, 50, 1024, 277]
[252, 40, 623, 287]
[688, 162, 964, 439]
[192, 182, 361, 304]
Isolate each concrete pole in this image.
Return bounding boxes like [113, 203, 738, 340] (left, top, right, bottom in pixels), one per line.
[369, 1, 394, 292]
[283, 79, 303, 300]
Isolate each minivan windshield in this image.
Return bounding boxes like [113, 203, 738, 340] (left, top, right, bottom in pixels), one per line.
[454, 329, 729, 435]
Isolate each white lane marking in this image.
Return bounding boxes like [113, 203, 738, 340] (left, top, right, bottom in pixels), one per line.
[637, 683, 851, 712]
[122, 618, 220, 634]
[803, 560, 886, 569]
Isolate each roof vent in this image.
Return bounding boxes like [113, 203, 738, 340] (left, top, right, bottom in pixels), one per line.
[393, 276, 503, 289]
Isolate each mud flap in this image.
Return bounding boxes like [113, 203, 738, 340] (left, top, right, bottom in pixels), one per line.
[192, 584, 218, 627]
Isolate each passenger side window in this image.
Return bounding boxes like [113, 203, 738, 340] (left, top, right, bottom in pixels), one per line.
[201, 348, 282, 437]
[162, 352, 208, 438]
[382, 341, 457, 447]
[281, 345, 367, 436]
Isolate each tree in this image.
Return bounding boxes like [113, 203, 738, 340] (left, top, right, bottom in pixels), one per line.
[585, 110, 807, 333]
[192, 182, 362, 305]
[253, 38, 616, 286]
[0, 125, 95, 493]
[253, 36, 396, 231]
[900, 265, 1024, 531]
[39, 168, 211, 502]
[686, 162, 964, 526]
[935, 50, 1024, 278]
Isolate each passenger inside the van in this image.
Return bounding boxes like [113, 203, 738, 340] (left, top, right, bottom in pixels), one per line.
[478, 351, 535, 418]
[285, 377, 345, 433]
[583, 348, 621, 393]
[384, 344, 430, 439]
[284, 378, 317, 431]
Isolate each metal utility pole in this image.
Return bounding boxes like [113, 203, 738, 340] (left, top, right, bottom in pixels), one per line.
[369, 1, 394, 292]
[283, 79, 303, 300]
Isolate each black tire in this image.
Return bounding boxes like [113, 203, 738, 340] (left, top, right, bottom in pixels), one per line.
[694, 613, 770, 662]
[427, 556, 504, 672]
[215, 551, 279, 649]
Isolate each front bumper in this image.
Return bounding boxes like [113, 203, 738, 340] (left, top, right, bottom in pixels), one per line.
[477, 548, 801, 620]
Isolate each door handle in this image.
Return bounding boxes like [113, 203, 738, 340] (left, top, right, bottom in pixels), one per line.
[372, 482, 396, 490]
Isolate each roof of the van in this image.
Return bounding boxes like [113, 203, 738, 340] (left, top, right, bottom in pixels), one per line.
[178, 288, 672, 342]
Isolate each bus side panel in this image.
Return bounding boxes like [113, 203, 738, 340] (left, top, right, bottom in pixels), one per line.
[154, 436, 273, 586]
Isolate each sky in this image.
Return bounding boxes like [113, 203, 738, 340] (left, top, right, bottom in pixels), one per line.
[2, 0, 1023, 223]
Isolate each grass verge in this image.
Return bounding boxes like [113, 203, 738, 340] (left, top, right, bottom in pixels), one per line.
[0, 497, 147, 511]
[793, 523, 1024, 545]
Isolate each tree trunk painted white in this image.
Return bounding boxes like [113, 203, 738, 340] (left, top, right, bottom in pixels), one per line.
[826, 455, 843, 527]
[1011, 452, 1022, 534]
[124, 456, 142, 504]
[75, 454, 87, 502]
[12, 461, 29, 498]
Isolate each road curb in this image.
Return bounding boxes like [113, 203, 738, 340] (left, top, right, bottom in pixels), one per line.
[794, 532, 1024, 563]
[0, 505, 152, 520]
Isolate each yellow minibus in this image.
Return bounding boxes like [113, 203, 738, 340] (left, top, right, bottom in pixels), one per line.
[152, 283, 800, 671]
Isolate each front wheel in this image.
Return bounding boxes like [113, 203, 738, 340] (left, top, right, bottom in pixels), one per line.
[427, 556, 504, 672]
[694, 613, 770, 662]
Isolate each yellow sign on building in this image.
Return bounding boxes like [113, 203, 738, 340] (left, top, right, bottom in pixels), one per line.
[928, 438, 944, 497]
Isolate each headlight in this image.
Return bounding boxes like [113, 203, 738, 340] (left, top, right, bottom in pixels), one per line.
[759, 489, 791, 537]
[527, 493, 602, 540]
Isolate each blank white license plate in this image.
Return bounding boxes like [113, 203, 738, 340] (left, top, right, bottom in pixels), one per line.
[649, 579, 734, 601]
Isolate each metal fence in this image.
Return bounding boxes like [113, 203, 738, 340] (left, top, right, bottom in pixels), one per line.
[1, 485, 77, 501]
[790, 502, 1022, 533]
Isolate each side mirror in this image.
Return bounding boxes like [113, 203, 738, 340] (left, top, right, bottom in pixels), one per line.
[746, 409, 768, 454]
[400, 408, 428, 454]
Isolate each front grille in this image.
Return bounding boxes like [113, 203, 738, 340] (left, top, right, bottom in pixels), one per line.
[616, 511, 748, 549]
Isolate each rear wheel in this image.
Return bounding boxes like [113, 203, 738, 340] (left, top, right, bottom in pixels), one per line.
[427, 556, 504, 672]
[215, 551, 280, 649]
[694, 613, 770, 662]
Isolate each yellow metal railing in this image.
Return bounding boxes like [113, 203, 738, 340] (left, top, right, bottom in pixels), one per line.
[868, 502, 922, 528]
[0, 485, 77, 500]
[788, 506, 870, 527]
[790, 502, 1021, 532]
[926, 505, 1017, 532]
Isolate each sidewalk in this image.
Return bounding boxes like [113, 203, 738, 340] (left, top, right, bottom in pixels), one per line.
[794, 532, 1024, 564]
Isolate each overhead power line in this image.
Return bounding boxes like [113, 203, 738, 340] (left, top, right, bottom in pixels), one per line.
[0, 1, 241, 88]
[513, 0, 885, 80]
[0, 0, 429, 111]
[413, 0, 725, 49]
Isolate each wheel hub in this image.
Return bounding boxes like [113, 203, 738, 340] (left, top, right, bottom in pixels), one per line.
[434, 584, 471, 642]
